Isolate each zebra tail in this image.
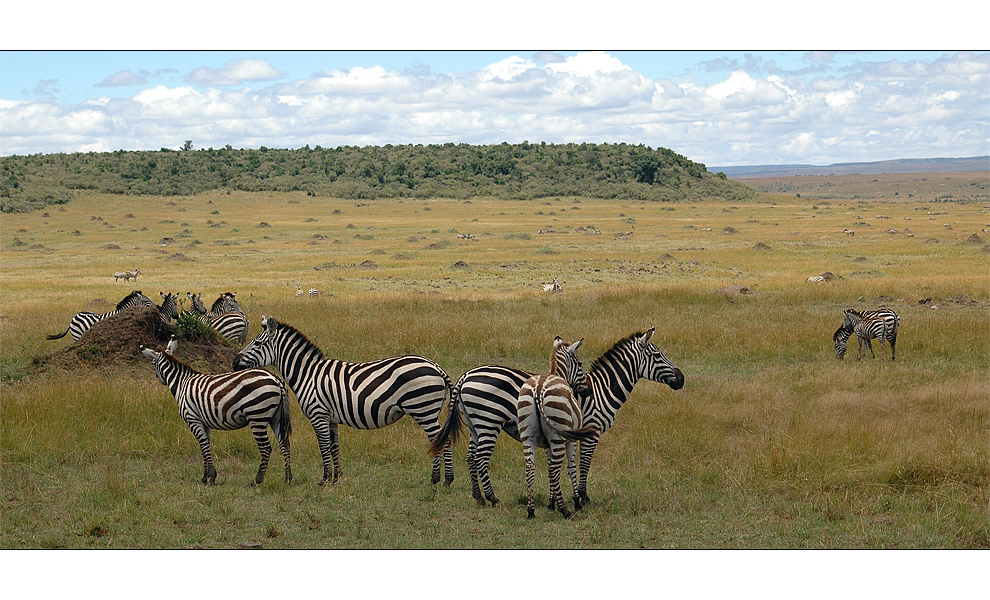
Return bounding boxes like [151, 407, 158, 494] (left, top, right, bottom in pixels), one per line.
[46, 326, 70, 340]
[271, 380, 292, 446]
[428, 385, 461, 458]
[557, 426, 599, 441]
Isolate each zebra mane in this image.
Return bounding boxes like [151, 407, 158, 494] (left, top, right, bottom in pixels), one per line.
[588, 331, 648, 376]
[117, 290, 147, 310]
[159, 347, 201, 375]
[270, 319, 326, 360]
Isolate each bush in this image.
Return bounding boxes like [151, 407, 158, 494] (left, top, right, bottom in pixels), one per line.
[173, 313, 224, 345]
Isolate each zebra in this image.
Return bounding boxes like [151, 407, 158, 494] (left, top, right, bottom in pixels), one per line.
[542, 278, 563, 294]
[141, 336, 291, 485]
[834, 308, 900, 360]
[186, 292, 249, 345]
[46, 290, 155, 342]
[429, 327, 683, 507]
[232, 316, 455, 487]
[114, 268, 141, 282]
[158, 291, 180, 324]
[518, 337, 597, 519]
[309, 288, 320, 298]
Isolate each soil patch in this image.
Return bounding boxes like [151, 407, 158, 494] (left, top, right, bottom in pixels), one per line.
[717, 284, 755, 296]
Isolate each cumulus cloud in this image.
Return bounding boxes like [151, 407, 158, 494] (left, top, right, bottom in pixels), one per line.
[188, 58, 285, 86]
[2, 51, 987, 165]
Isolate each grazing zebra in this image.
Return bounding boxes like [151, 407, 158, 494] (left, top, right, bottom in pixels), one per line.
[46, 290, 155, 342]
[542, 278, 563, 294]
[186, 292, 249, 345]
[141, 336, 291, 485]
[232, 316, 455, 486]
[518, 337, 597, 519]
[430, 327, 683, 507]
[309, 288, 319, 298]
[834, 308, 900, 360]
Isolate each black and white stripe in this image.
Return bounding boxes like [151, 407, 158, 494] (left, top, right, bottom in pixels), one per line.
[834, 308, 900, 360]
[431, 327, 683, 507]
[518, 337, 597, 519]
[46, 290, 155, 342]
[542, 278, 562, 294]
[186, 292, 249, 345]
[158, 291, 180, 324]
[141, 336, 292, 485]
[232, 316, 455, 486]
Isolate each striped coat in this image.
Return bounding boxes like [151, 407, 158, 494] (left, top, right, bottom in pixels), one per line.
[834, 308, 900, 360]
[517, 337, 596, 518]
[233, 316, 455, 486]
[186, 292, 249, 345]
[47, 291, 155, 342]
[141, 336, 291, 485]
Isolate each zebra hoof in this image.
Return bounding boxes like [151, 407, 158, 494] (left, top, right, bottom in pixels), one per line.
[573, 496, 583, 511]
[431, 474, 441, 485]
[560, 509, 573, 519]
[444, 475, 454, 487]
[527, 508, 535, 519]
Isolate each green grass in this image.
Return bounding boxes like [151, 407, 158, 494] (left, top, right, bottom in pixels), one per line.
[1, 188, 988, 548]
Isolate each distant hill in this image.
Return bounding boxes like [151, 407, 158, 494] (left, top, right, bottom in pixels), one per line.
[714, 156, 989, 179]
[0, 142, 756, 213]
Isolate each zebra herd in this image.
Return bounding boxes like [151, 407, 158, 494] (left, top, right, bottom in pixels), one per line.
[47, 290, 249, 345]
[46, 290, 900, 519]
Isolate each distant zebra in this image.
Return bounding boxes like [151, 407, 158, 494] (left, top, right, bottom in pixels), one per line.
[834, 308, 900, 360]
[186, 292, 249, 345]
[233, 316, 455, 486]
[46, 290, 155, 342]
[543, 278, 563, 294]
[114, 268, 141, 282]
[141, 336, 291, 485]
[518, 337, 597, 519]
[309, 288, 320, 298]
[429, 327, 684, 507]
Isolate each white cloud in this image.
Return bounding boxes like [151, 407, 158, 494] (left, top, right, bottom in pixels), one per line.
[96, 70, 147, 87]
[1, 51, 987, 165]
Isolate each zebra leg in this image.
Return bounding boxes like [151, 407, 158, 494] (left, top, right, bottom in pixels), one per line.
[865, 338, 875, 359]
[577, 435, 600, 505]
[545, 447, 557, 511]
[523, 438, 538, 519]
[249, 422, 273, 485]
[565, 440, 581, 510]
[311, 417, 337, 486]
[190, 424, 216, 485]
[328, 423, 342, 482]
[474, 432, 502, 506]
[547, 442, 571, 519]
[464, 420, 485, 504]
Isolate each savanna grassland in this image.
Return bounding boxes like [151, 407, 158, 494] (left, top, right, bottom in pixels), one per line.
[1, 177, 988, 548]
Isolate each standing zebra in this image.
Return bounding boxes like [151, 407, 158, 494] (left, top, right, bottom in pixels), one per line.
[834, 308, 900, 361]
[158, 291, 180, 324]
[141, 336, 291, 485]
[232, 316, 455, 487]
[430, 327, 683, 507]
[186, 292, 249, 345]
[309, 288, 320, 298]
[46, 290, 155, 342]
[518, 337, 597, 519]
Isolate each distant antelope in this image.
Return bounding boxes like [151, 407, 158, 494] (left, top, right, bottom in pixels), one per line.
[543, 278, 563, 294]
[296, 286, 305, 297]
[114, 268, 141, 282]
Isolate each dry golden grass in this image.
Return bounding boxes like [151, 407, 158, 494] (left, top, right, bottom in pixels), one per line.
[1, 179, 987, 548]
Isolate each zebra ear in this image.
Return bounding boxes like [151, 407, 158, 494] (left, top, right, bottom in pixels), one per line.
[166, 336, 178, 355]
[639, 327, 656, 346]
[553, 336, 564, 348]
[568, 339, 583, 354]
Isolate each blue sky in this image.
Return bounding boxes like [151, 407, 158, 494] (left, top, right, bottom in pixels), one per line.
[2, 4, 988, 167]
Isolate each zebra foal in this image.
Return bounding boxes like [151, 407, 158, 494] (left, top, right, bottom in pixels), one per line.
[233, 316, 455, 487]
[46, 290, 155, 342]
[518, 337, 597, 519]
[141, 336, 292, 485]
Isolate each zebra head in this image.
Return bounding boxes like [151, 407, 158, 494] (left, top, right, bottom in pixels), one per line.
[213, 292, 241, 314]
[141, 336, 178, 385]
[232, 315, 279, 371]
[187, 292, 207, 314]
[833, 325, 852, 359]
[159, 292, 179, 321]
[634, 327, 684, 390]
[843, 309, 863, 329]
[552, 336, 590, 400]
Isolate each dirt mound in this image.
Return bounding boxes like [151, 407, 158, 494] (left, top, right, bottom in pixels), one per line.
[752, 242, 772, 251]
[717, 284, 755, 296]
[964, 233, 983, 245]
[451, 260, 470, 269]
[357, 259, 379, 269]
[35, 306, 238, 374]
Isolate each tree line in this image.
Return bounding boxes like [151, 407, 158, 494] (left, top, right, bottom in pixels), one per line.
[0, 141, 754, 212]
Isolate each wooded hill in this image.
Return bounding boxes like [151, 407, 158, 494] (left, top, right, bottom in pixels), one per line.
[0, 142, 755, 212]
